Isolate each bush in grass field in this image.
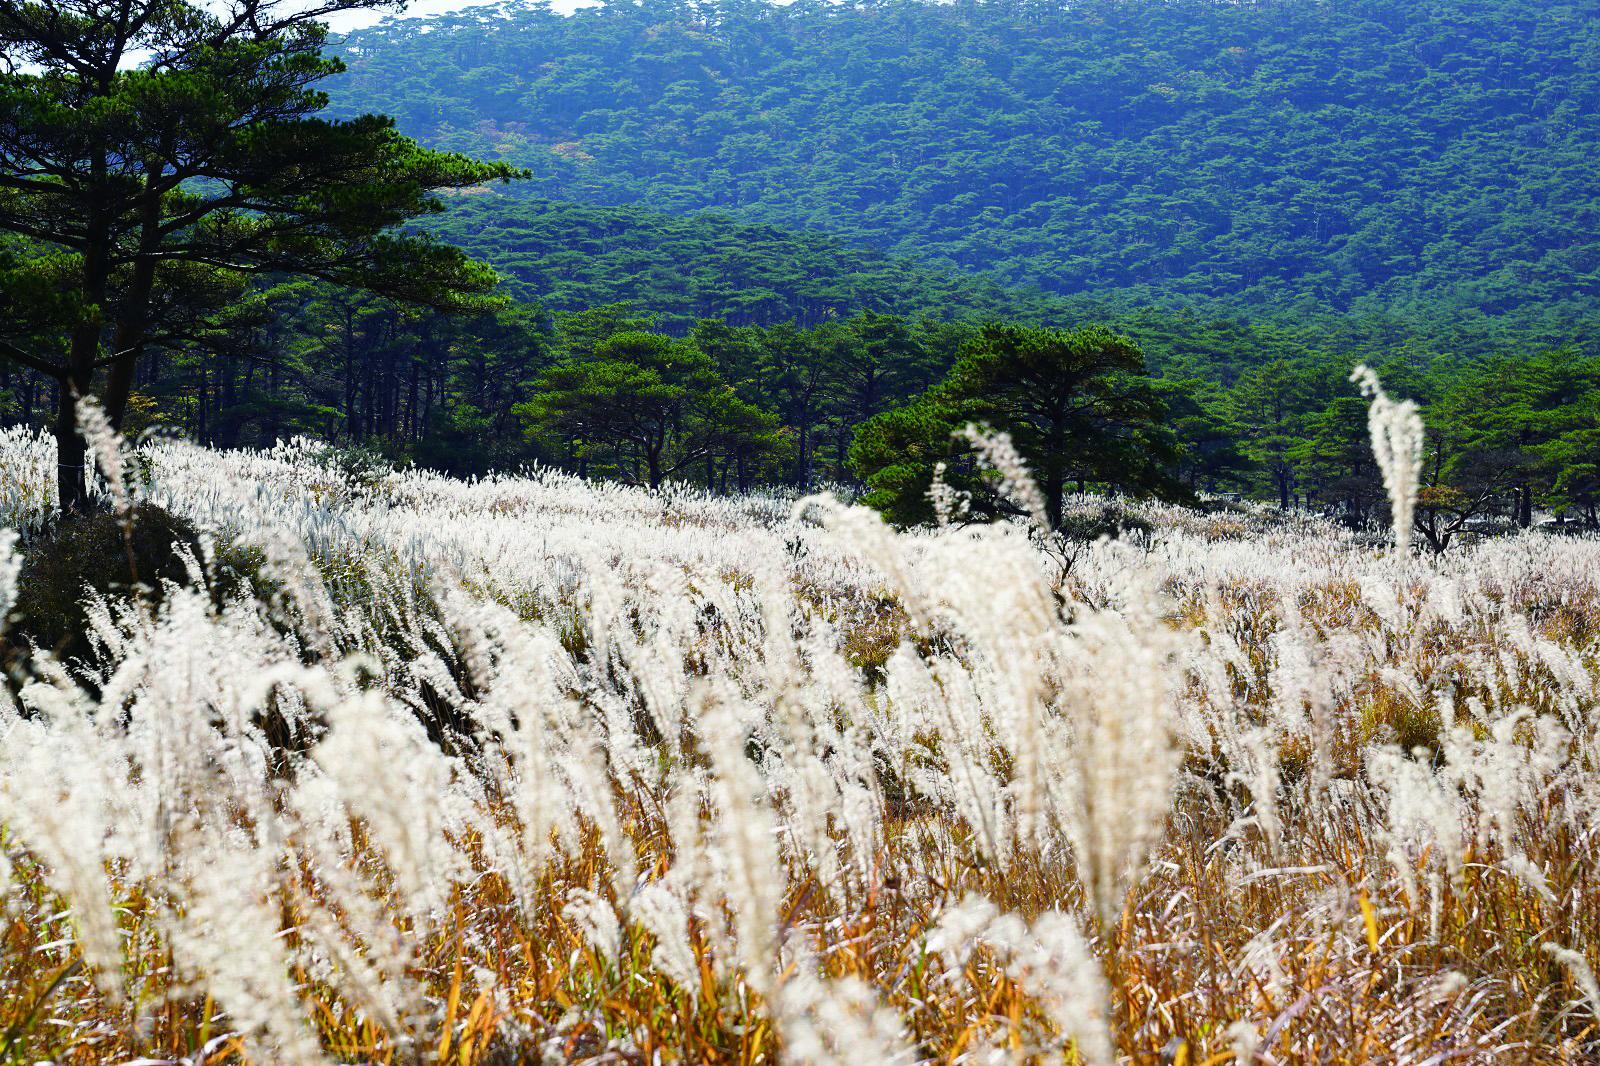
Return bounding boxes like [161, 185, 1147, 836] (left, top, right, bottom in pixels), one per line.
[1055, 499, 1156, 544]
[6, 503, 203, 662]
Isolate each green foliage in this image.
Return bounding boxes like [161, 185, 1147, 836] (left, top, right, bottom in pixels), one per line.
[848, 395, 971, 527]
[1159, 378, 1252, 491]
[0, 0, 522, 510]
[5, 0, 1600, 532]
[1054, 500, 1156, 546]
[1430, 348, 1600, 529]
[1292, 395, 1381, 522]
[516, 329, 787, 488]
[331, 0, 1600, 327]
[126, 281, 555, 475]
[6, 504, 203, 664]
[405, 196, 1090, 331]
[852, 323, 1184, 526]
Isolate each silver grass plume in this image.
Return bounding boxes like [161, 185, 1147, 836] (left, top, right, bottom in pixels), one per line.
[958, 424, 1051, 531]
[1351, 365, 1425, 551]
[777, 964, 917, 1065]
[74, 394, 138, 518]
[632, 875, 699, 988]
[695, 681, 787, 999]
[1058, 581, 1183, 932]
[926, 461, 970, 527]
[1542, 943, 1600, 1022]
[0, 528, 19, 624]
[926, 895, 1115, 1065]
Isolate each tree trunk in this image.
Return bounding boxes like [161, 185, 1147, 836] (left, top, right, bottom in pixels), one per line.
[58, 183, 115, 514]
[54, 374, 91, 515]
[1419, 516, 1444, 554]
[104, 152, 172, 433]
[795, 417, 811, 487]
[407, 358, 421, 442]
[1045, 474, 1064, 530]
[55, 306, 107, 515]
[104, 270, 156, 430]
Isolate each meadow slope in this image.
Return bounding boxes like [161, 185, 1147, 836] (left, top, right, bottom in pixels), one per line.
[0, 427, 1596, 1063]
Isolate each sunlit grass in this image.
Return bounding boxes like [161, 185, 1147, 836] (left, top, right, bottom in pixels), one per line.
[0, 426, 1595, 1063]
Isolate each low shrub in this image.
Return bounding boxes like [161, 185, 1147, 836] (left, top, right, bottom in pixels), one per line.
[7, 503, 205, 663]
[1056, 500, 1155, 543]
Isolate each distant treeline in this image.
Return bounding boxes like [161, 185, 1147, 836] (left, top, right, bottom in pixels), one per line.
[416, 196, 1085, 332]
[4, 274, 1597, 540]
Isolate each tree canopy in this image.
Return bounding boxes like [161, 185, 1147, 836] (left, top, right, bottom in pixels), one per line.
[2, 0, 1600, 546]
[329, 0, 1600, 327]
[0, 0, 519, 510]
[515, 328, 784, 488]
[851, 323, 1182, 527]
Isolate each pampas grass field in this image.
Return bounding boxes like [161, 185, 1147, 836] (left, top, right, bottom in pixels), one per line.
[0, 390, 1596, 1063]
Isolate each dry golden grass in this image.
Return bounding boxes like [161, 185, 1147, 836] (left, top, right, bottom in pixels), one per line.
[1, 563, 1596, 1065]
[0, 429, 1596, 1065]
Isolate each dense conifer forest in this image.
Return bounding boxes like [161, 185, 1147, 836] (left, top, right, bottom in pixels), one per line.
[5, 0, 1600, 530]
[330, 0, 1600, 321]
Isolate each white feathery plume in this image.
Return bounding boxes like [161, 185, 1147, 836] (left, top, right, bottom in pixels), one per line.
[74, 394, 138, 517]
[160, 822, 329, 1065]
[1227, 1019, 1262, 1063]
[776, 965, 917, 1065]
[0, 412, 1596, 1062]
[1351, 365, 1425, 551]
[926, 460, 970, 528]
[957, 423, 1051, 531]
[1058, 593, 1183, 930]
[1542, 943, 1600, 1021]
[308, 690, 464, 927]
[0, 527, 20, 623]
[0, 715, 127, 1001]
[926, 895, 1114, 1065]
[695, 681, 786, 999]
[566, 887, 624, 967]
[632, 875, 699, 988]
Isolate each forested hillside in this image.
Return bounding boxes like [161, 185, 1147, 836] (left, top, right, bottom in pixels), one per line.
[7, 0, 1600, 528]
[331, 0, 1600, 320]
[434, 196, 1081, 329]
